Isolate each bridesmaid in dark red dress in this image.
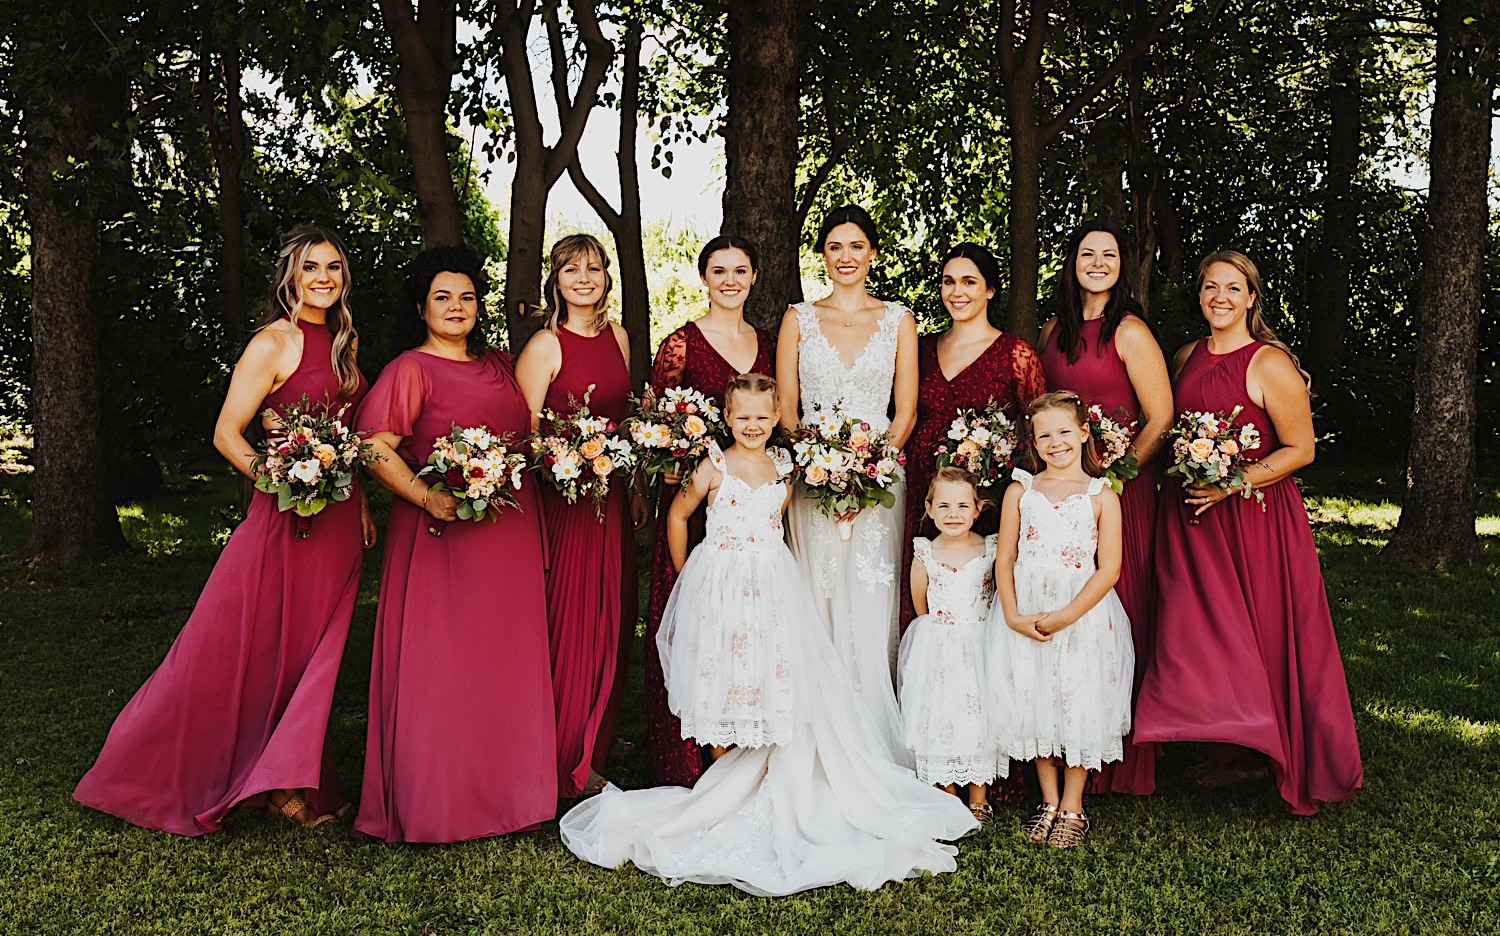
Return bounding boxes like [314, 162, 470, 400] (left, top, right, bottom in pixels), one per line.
[900, 242, 1043, 810]
[1134, 250, 1362, 816]
[636, 235, 776, 787]
[75, 227, 374, 834]
[1039, 220, 1173, 796]
[517, 234, 636, 798]
[901, 242, 1045, 632]
[354, 246, 555, 841]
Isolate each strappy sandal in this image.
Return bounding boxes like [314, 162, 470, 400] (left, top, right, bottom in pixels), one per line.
[1194, 761, 1268, 790]
[969, 802, 995, 825]
[1183, 757, 1217, 781]
[579, 771, 611, 799]
[267, 792, 333, 829]
[1022, 802, 1059, 843]
[1047, 810, 1089, 848]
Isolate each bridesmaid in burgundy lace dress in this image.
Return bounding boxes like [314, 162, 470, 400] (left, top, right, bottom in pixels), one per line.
[517, 234, 636, 798]
[1039, 221, 1172, 796]
[75, 227, 374, 834]
[900, 242, 1043, 810]
[354, 246, 555, 842]
[1134, 250, 1361, 816]
[637, 235, 776, 787]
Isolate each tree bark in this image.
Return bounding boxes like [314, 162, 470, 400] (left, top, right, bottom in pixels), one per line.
[1385, 0, 1493, 568]
[203, 40, 249, 332]
[1305, 20, 1363, 384]
[380, 0, 465, 247]
[21, 83, 127, 565]
[722, 0, 801, 332]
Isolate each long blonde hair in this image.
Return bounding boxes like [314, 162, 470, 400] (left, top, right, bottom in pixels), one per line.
[256, 226, 361, 398]
[543, 233, 614, 333]
[1196, 249, 1311, 390]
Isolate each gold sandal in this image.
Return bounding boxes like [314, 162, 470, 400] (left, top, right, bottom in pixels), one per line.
[1047, 810, 1089, 848]
[1022, 802, 1059, 843]
[969, 802, 995, 825]
[267, 792, 333, 829]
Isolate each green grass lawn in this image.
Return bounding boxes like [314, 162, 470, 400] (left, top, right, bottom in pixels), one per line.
[0, 465, 1496, 934]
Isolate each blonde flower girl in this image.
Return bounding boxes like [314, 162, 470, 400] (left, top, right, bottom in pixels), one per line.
[898, 466, 1002, 823]
[990, 391, 1134, 848]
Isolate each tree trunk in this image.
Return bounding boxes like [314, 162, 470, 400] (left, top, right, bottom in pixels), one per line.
[722, 0, 801, 332]
[21, 84, 127, 565]
[615, 20, 650, 388]
[1305, 22, 1362, 384]
[504, 153, 550, 350]
[1384, 0, 1492, 568]
[1006, 123, 1043, 340]
[380, 0, 464, 247]
[206, 41, 249, 332]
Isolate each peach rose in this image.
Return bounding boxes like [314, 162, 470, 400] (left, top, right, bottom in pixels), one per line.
[1188, 438, 1216, 462]
[591, 454, 615, 476]
[579, 437, 605, 459]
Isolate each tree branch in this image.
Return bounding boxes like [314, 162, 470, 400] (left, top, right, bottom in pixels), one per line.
[1039, 1, 1174, 141]
[543, 0, 613, 185]
[568, 158, 622, 232]
[794, 136, 849, 232]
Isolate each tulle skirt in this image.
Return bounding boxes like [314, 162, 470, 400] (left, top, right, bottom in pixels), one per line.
[987, 563, 1134, 769]
[897, 614, 999, 786]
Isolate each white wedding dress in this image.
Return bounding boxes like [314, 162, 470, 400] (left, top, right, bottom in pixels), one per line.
[785, 300, 911, 762]
[559, 444, 977, 896]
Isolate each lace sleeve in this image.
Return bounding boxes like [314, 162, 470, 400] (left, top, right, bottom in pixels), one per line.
[1011, 339, 1047, 411]
[650, 329, 688, 395]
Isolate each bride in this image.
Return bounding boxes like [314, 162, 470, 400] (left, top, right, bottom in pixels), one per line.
[777, 204, 919, 759]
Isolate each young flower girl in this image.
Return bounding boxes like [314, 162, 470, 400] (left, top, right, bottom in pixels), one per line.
[899, 466, 1001, 823]
[561, 374, 977, 896]
[990, 391, 1134, 848]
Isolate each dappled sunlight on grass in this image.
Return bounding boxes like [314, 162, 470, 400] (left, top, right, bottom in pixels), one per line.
[116, 504, 189, 557]
[1365, 700, 1499, 746]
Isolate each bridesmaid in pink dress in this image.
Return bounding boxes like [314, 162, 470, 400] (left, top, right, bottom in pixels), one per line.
[899, 242, 1044, 810]
[1134, 250, 1362, 816]
[75, 227, 374, 834]
[637, 235, 776, 787]
[1039, 221, 1173, 796]
[354, 246, 555, 842]
[517, 234, 636, 798]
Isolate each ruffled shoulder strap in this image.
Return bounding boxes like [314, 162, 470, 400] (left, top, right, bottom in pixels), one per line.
[705, 440, 727, 472]
[1011, 467, 1035, 491]
[793, 300, 818, 332]
[912, 536, 934, 567]
[768, 446, 794, 477]
[983, 533, 998, 560]
[881, 301, 912, 336]
[1085, 475, 1108, 497]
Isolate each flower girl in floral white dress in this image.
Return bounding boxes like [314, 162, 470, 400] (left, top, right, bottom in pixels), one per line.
[561, 374, 977, 897]
[990, 391, 1134, 848]
[899, 466, 1002, 824]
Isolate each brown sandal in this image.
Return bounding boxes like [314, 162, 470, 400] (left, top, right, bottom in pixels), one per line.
[267, 792, 333, 829]
[1047, 810, 1089, 848]
[1194, 761, 1268, 790]
[1022, 803, 1059, 843]
[969, 802, 995, 825]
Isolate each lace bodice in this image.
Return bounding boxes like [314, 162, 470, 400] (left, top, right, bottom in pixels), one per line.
[1013, 469, 1107, 572]
[795, 301, 909, 431]
[703, 444, 794, 553]
[912, 535, 996, 625]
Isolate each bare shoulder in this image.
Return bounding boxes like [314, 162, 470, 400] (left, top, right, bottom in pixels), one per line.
[1248, 344, 1308, 393]
[1171, 339, 1199, 371]
[1039, 317, 1057, 344]
[520, 326, 561, 357]
[609, 321, 630, 344]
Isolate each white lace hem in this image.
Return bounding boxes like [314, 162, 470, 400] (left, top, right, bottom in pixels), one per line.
[681, 717, 794, 750]
[996, 737, 1126, 772]
[913, 755, 1002, 787]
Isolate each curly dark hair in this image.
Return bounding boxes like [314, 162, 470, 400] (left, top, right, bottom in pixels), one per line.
[398, 245, 490, 355]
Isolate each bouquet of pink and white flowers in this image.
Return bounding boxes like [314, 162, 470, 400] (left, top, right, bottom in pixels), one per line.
[1087, 405, 1141, 494]
[1165, 405, 1265, 515]
[791, 403, 905, 540]
[933, 401, 1019, 486]
[252, 395, 377, 538]
[622, 385, 723, 485]
[416, 424, 527, 536]
[531, 384, 637, 518]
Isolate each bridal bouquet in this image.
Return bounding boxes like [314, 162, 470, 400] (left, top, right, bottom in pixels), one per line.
[531, 384, 637, 518]
[416, 424, 527, 536]
[933, 401, 1019, 486]
[791, 403, 905, 540]
[1087, 405, 1140, 494]
[622, 385, 723, 485]
[1165, 405, 1265, 517]
[252, 394, 376, 538]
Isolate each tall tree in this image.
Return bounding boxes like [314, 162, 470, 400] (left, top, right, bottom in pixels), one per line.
[198, 31, 249, 332]
[721, 0, 801, 332]
[490, 0, 612, 348]
[379, 0, 466, 246]
[14, 4, 130, 564]
[1385, 0, 1495, 567]
[995, 0, 1174, 339]
[568, 7, 650, 385]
